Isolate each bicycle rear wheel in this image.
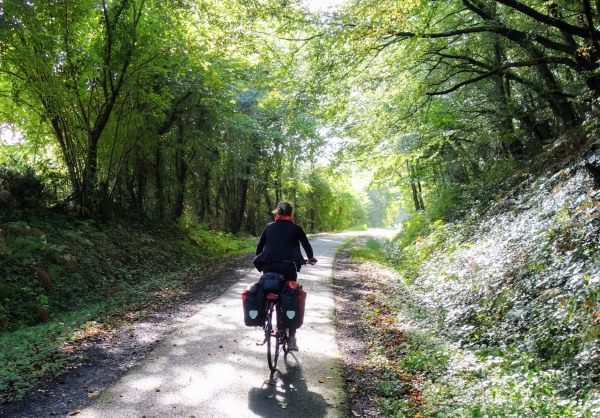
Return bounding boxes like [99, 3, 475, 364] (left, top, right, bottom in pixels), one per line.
[278, 307, 289, 354]
[266, 305, 278, 371]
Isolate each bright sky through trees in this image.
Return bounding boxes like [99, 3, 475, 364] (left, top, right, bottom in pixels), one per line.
[305, 0, 346, 11]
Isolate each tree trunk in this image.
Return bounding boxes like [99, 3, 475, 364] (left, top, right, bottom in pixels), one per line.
[417, 181, 425, 211]
[155, 146, 165, 220]
[493, 41, 523, 157]
[134, 155, 145, 214]
[197, 167, 211, 223]
[407, 161, 425, 212]
[80, 134, 100, 215]
[227, 164, 251, 233]
[411, 181, 423, 212]
[174, 121, 188, 220]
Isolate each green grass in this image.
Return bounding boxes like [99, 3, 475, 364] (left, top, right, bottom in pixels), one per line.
[349, 237, 390, 264]
[341, 224, 369, 232]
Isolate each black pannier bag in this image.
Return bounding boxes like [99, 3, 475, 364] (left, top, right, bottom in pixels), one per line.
[279, 280, 307, 329]
[242, 282, 266, 326]
[258, 272, 286, 293]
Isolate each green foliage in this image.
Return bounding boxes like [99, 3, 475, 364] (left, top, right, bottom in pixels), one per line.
[0, 318, 75, 403]
[349, 240, 387, 265]
[286, 166, 368, 233]
[186, 226, 255, 257]
[0, 0, 351, 233]
[0, 213, 255, 402]
[350, 160, 600, 415]
[390, 217, 455, 284]
[0, 165, 45, 215]
[350, 248, 599, 417]
[301, 0, 600, 229]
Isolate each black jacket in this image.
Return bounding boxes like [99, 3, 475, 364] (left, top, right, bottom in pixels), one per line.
[253, 220, 314, 272]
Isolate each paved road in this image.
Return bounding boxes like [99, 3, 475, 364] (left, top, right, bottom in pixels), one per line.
[78, 232, 365, 418]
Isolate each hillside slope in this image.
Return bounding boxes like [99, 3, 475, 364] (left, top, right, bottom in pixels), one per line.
[386, 149, 600, 415]
[0, 217, 254, 403]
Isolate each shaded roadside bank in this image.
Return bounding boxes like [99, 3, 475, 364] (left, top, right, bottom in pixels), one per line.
[0, 253, 254, 418]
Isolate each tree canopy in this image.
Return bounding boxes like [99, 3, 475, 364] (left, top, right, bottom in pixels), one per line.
[302, 0, 600, 218]
[1, 0, 598, 229]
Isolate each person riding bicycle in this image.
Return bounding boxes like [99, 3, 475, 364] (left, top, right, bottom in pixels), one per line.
[253, 201, 317, 351]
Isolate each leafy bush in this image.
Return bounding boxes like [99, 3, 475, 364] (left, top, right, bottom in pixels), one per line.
[0, 165, 45, 215]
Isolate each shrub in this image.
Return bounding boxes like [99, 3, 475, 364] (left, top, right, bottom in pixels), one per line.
[0, 165, 45, 215]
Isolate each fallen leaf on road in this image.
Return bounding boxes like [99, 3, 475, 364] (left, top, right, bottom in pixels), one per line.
[68, 410, 81, 416]
[280, 403, 288, 409]
[318, 379, 325, 383]
[154, 387, 161, 392]
[354, 366, 363, 371]
[265, 394, 274, 399]
[87, 392, 98, 397]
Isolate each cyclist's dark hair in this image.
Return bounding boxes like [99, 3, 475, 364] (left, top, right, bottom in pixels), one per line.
[274, 201, 293, 216]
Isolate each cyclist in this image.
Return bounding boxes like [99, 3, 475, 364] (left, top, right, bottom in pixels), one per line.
[253, 201, 317, 351]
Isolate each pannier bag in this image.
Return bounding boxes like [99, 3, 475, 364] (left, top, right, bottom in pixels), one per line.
[258, 272, 286, 293]
[242, 282, 266, 326]
[279, 280, 307, 329]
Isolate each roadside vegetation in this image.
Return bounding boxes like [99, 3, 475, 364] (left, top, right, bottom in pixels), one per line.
[346, 158, 600, 417]
[0, 206, 255, 403]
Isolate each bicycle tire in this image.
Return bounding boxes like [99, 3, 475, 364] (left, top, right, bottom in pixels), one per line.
[277, 306, 289, 354]
[266, 304, 277, 371]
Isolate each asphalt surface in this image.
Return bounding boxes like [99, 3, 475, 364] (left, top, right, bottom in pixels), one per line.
[77, 233, 351, 418]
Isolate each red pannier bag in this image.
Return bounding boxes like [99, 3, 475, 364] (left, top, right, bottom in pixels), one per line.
[279, 280, 307, 329]
[242, 282, 266, 326]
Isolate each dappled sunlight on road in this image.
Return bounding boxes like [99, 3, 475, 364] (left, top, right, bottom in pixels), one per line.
[78, 233, 358, 417]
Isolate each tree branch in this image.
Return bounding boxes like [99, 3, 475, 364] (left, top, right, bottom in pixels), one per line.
[583, 0, 600, 51]
[426, 57, 579, 96]
[495, 0, 600, 39]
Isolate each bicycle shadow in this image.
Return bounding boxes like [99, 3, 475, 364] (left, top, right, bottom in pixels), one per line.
[247, 355, 329, 417]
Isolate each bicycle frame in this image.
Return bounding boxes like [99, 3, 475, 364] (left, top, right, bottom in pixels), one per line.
[261, 293, 288, 372]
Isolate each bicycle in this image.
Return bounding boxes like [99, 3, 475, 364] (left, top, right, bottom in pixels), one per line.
[262, 290, 288, 372]
[257, 258, 316, 372]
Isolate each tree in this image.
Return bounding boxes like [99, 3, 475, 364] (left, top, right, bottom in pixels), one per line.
[298, 0, 600, 220]
[0, 0, 170, 214]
